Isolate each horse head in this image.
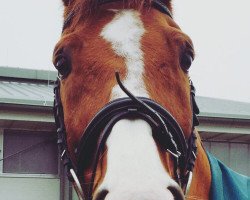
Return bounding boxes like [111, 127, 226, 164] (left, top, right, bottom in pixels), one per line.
[53, 0, 211, 199]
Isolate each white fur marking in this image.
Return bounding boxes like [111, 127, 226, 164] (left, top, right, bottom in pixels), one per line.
[97, 119, 178, 197]
[98, 10, 178, 198]
[100, 10, 148, 99]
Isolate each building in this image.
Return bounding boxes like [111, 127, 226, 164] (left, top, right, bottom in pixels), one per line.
[0, 67, 249, 200]
[198, 96, 250, 175]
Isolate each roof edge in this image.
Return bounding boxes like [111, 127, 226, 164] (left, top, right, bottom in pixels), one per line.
[0, 66, 57, 81]
[199, 112, 250, 120]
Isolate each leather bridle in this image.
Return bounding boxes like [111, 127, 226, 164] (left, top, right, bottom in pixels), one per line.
[54, 1, 200, 199]
[54, 74, 199, 200]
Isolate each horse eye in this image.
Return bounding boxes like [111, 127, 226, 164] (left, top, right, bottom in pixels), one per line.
[180, 52, 193, 73]
[54, 56, 71, 78]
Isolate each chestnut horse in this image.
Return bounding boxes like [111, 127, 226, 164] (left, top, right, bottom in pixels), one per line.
[53, 0, 212, 199]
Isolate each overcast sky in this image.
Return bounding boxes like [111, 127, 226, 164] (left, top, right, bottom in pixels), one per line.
[0, 0, 249, 103]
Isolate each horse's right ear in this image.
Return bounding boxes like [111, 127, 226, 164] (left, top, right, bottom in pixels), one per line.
[160, 0, 173, 12]
[62, 0, 71, 6]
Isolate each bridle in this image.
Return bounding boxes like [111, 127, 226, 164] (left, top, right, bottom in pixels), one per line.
[54, 1, 200, 199]
[54, 74, 199, 200]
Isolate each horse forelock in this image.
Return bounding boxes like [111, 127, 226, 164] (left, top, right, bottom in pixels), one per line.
[63, 0, 172, 21]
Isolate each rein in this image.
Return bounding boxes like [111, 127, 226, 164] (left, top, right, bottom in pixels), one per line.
[53, 72, 200, 200]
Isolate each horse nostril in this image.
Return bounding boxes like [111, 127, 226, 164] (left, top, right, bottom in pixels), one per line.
[94, 189, 109, 200]
[167, 185, 185, 200]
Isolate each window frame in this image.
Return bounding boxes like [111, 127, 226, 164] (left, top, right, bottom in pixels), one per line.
[0, 128, 60, 179]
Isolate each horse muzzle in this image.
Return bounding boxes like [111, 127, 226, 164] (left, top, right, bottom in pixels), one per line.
[93, 185, 185, 200]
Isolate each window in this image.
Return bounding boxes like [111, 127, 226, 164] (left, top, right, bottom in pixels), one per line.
[1, 130, 58, 175]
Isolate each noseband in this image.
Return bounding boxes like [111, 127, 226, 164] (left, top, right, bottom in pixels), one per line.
[55, 1, 200, 199]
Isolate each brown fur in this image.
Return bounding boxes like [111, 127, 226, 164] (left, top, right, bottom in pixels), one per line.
[187, 132, 211, 199]
[53, 1, 211, 198]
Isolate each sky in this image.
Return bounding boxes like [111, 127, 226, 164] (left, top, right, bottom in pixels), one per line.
[0, 0, 249, 103]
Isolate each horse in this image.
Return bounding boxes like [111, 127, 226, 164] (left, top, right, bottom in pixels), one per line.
[52, 0, 250, 199]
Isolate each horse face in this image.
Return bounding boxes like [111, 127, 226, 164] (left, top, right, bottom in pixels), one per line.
[53, 1, 194, 199]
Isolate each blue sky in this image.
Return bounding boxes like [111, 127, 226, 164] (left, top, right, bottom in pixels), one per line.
[0, 0, 249, 103]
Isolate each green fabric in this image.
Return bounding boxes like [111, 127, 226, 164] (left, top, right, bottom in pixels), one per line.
[206, 152, 250, 200]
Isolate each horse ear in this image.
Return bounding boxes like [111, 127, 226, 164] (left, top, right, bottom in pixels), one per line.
[160, 0, 173, 11]
[62, 0, 71, 6]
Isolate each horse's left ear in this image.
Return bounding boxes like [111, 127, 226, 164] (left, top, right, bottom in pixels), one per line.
[62, 0, 71, 6]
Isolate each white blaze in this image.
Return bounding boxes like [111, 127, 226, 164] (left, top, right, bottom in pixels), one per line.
[97, 10, 177, 197]
[95, 119, 178, 198]
[100, 9, 148, 98]
[103, 119, 174, 186]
